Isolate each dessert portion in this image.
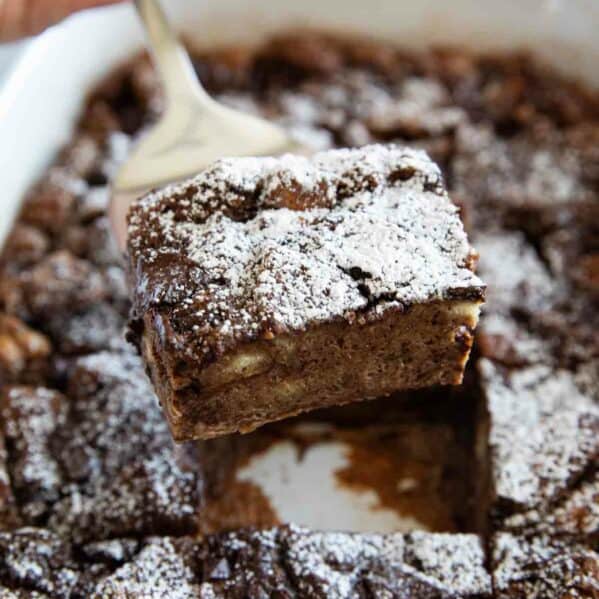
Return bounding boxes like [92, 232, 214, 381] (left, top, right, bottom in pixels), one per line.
[453, 123, 599, 235]
[479, 359, 598, 535]
[0, 350, 202, 544]
[128, 145, 484, 440]
[1, 31, 599, 597]
[0, 525, 491, 598]
[471, 165, 599, 595]
[491, 534, 599, 599]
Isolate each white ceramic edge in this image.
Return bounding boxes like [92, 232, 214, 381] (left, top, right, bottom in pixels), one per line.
[0, 3, 142, 247]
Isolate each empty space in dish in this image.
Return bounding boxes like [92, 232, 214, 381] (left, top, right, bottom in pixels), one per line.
[197, 393, 475, 535]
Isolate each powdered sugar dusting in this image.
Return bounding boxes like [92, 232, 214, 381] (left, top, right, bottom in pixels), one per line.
[128, 145, 482, 361]
[367, 77, 465, 137]
[46, 350, 200, 543]
[91, 538, 199, 599]
[1, 388, 67, 518]
[281, 525, 491, 596]
[475, 231, 559, 316]
[492, 532, 599, 597]
[405, 531, 491, 595]
[503, 470, 599, 539]
[479, 313, 551, 366]
[1, 350, 201, 545]
[283, 526, 402, 597]
[480, 359, 599, 511]
[454, 123, 595, 210]
[0, 528, 81, 598]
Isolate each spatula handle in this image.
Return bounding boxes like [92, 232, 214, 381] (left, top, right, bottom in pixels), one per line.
[134, 0, 210, 105]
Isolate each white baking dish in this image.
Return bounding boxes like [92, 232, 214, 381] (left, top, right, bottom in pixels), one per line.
[1, 0, 597, 533]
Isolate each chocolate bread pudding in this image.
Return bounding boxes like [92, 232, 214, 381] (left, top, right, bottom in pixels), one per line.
[0, 32, 598, 597]
[127, 146, 483, 439]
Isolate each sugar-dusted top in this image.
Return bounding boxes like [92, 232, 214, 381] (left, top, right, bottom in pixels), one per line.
[479, 359, 599, 514]
[128, 145, 483, 364]
[492, 532, 599, 597]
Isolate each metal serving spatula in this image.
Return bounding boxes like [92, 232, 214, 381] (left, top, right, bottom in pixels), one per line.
[109, 0, 301, 250]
